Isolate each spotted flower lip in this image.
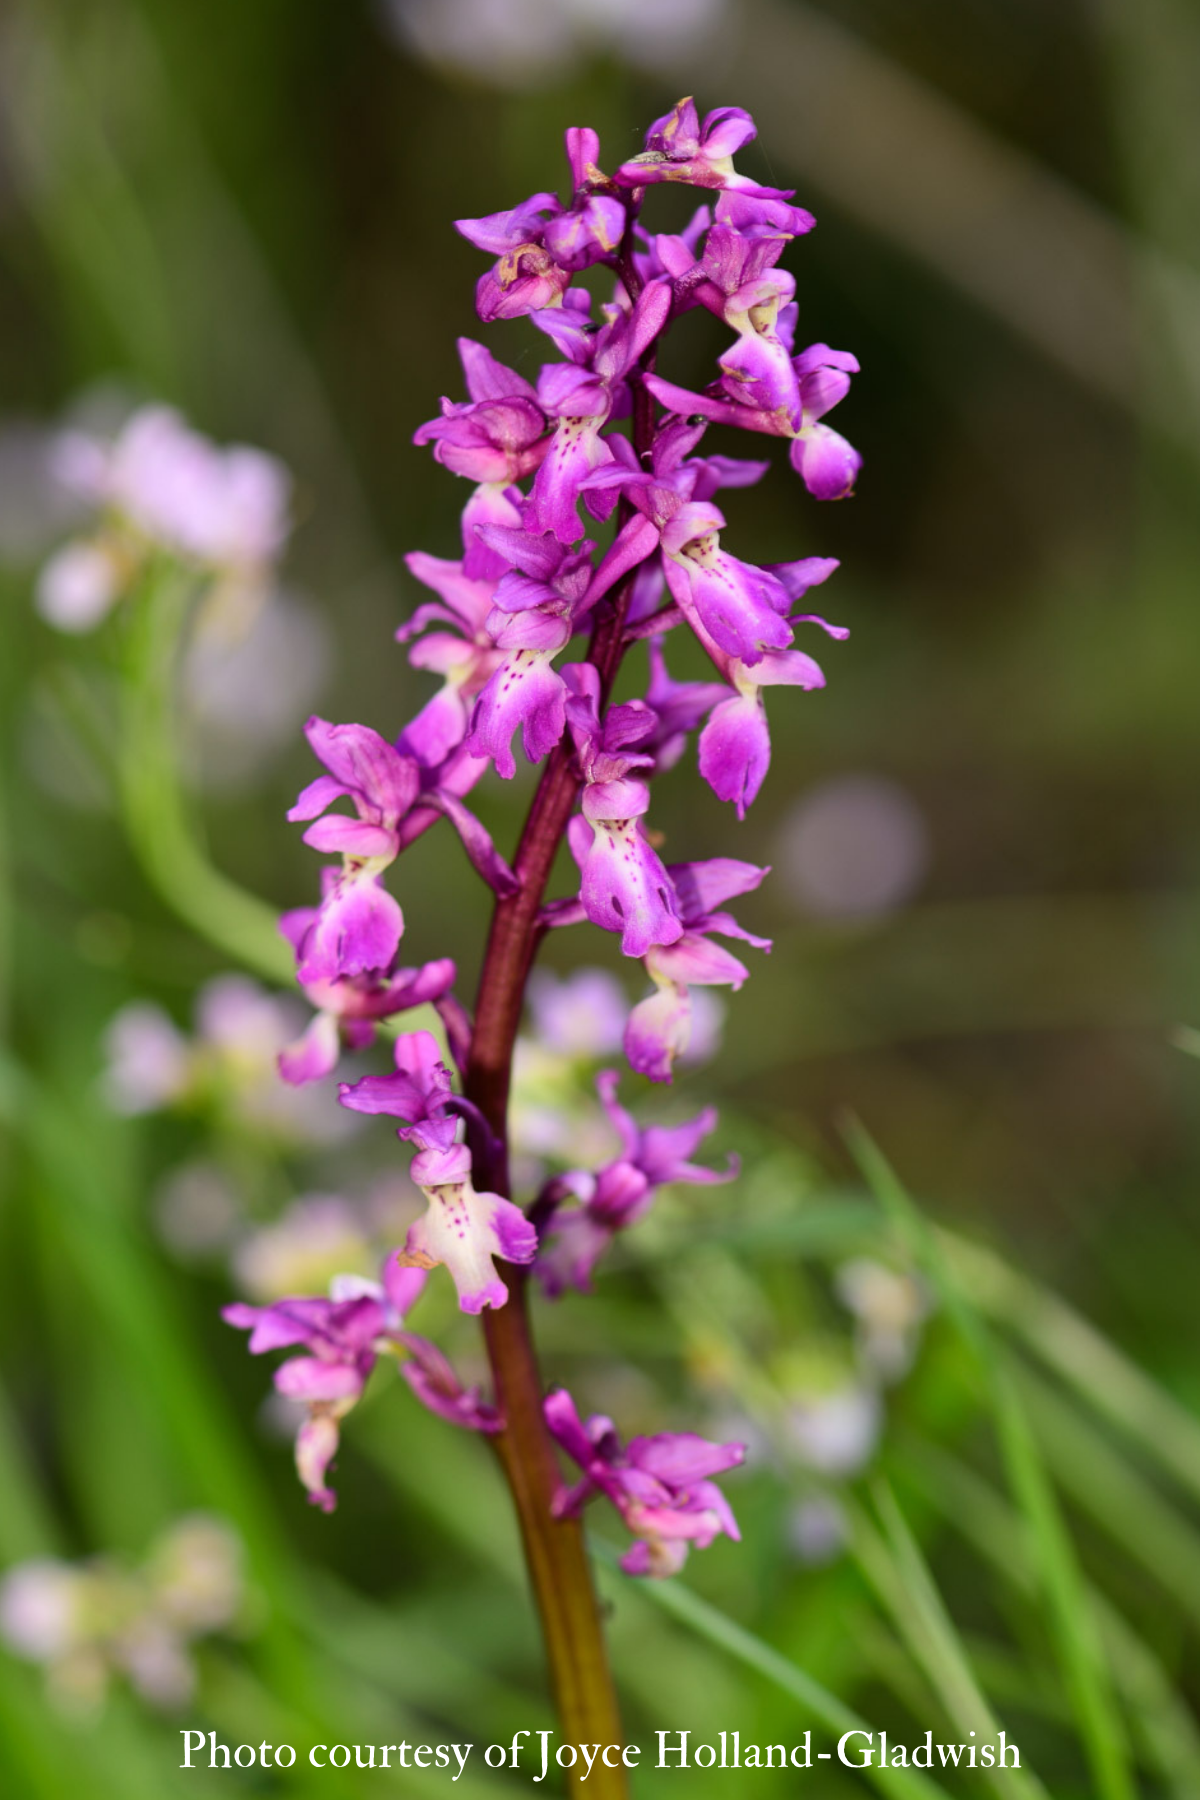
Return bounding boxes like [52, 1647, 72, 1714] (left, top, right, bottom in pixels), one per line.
[544, 1387, 745, 1577]
[338, 1030, 536, 1312]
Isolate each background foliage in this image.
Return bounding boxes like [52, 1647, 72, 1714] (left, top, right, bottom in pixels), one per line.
[2, 1, 1199, 1794]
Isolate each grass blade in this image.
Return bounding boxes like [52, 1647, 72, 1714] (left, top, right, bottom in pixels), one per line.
[845, 1118, 1136, 1800]
[849, 1483, 1048, 1800]
[591, 1538, 950, 1800]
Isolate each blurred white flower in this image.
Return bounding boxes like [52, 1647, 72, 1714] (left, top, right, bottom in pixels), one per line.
[35, 403, 291, 634]
[836, 1257, 931, 1381]
[0, 1560, 81, 1661]
[35, 541, 121, 633]
[232, 1194, 375, 1303]
[182, 586, 329, 789]
[776, 774, 928, 921]
[0, 1516, 244, 1716]
[102, 1002, 191, 1114]
[144, 1516, 243, 1636]
[100, 976, 353, 1146]
[527, 967, 627, 1059]
[154, 1162, 243, 1260]
[785, 1382, 882, 1478]
[382, 0, 726, 89]
[787, 1494, 848, 1565]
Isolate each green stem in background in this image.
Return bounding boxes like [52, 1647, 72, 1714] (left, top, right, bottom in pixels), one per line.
[118, 569, 293, 985]
[846, 1120, 1137, 1800]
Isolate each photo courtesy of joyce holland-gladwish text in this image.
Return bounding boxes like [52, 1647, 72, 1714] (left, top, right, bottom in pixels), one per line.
[180, 1726, 1025, 1780]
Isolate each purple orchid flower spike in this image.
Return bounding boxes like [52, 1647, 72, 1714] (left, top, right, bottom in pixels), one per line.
[457, 128, 626, 322]
[231, 95, 865, 1610]
[339, 1031, 536, 1313]
[625, 858, 772, 1083]
[544, 1388, 745, 1578]
[276, 951, 457, 1086]
[536, 1071, 736, 1295]
[223, 1260, 426, 1512]
[524, 279, 672, 544]
[645, 340, 861, 501]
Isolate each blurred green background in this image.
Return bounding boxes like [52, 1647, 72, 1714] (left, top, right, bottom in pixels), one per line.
[2, 0, 1200, 1794]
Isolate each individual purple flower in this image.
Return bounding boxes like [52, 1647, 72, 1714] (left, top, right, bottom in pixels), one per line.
[286, 718, 418, 984]
[457, 129, 626, 322]
[614, 96, 815, 236]
[457, 193, 572, 322]
[574, 431, 793, 669]
[399, 545, 504, 763]
[413, 339, 550, 490]
[659, 500, 798, 666]
[276, 951, 457, 1086]
[656, 222, 799, 420]
[688, 563, 847, 816]
[625, 858, 771, 1083]
[223, 1258, 426, 1512]
[645, 341, 861, 501]
[464, 520, 649, 778]
[339, 1031, 536, 1312]
[562, 664, 683, 959]
[287, 716, 516, 984]
[545, 1387, 745, 1577]
[788, 344, 863, 500]
[536, 1071, 735, 1295]
[615, 97, 756, 190]
[523, 279, 671, 544]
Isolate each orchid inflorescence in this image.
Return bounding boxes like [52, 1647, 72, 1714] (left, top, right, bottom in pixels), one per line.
[223, 96, 860, 1581]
